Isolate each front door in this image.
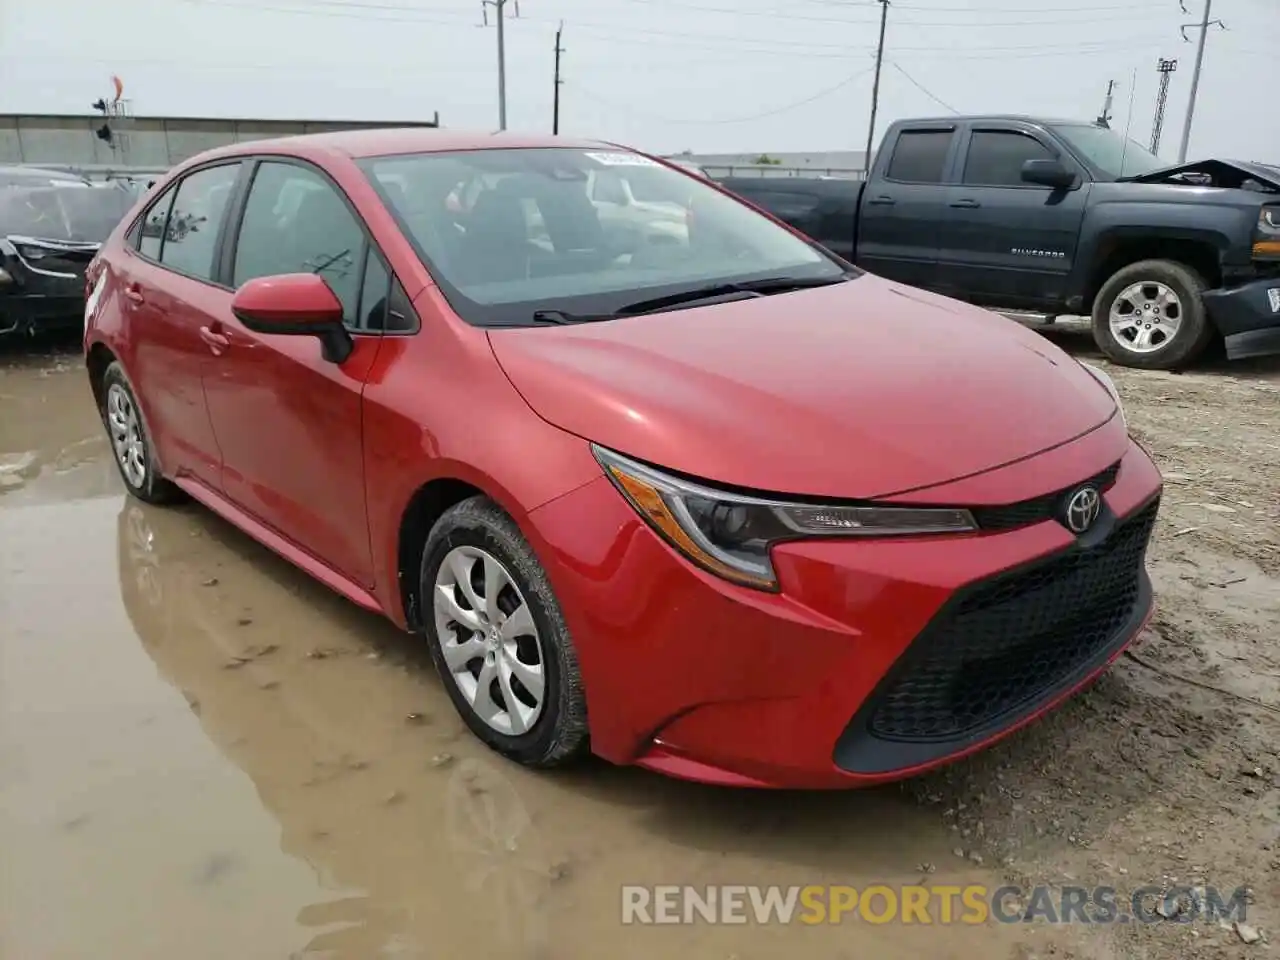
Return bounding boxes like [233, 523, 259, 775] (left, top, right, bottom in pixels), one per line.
[199, 159, 387, 586]
[119, 161, 244, 491]
[935, 127, 1089, 309]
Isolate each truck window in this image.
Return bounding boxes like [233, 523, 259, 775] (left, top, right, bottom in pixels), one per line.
[886, 130, 952, 183]
[963, 131, 1056, 187]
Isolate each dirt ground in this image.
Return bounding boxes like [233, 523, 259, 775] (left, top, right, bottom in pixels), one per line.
[1, 324, 1278, 960]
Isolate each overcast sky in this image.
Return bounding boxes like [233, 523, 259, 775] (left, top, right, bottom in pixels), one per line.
[1, 0, 1276, 160]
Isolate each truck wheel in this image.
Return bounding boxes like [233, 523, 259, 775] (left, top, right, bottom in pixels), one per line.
[1091, 259, 1214, 370]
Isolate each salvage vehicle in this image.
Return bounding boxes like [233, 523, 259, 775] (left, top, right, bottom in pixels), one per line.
[1, 182, 134, 338]
[84, 129, 1162, 788]
[0, 164, 94, 191]
[717, 116, 1280, 370]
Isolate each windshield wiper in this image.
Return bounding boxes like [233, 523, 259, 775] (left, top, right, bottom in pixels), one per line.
[613, 273, 852, 317]
[528, 273, 851, 327]
[531, 309, 612, 325]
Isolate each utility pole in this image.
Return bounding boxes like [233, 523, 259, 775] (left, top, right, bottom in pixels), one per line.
[1095, 79, 1116, 128]
[863, 0, 889, 175]
[1176, 0, 1225, 163]
[1150, 58, 1178, 155]
[553, 21, 564, 135]
[482, 0, 521, 130]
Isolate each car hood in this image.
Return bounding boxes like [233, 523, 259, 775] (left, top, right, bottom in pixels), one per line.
[1120, 158, 1280, 192]
[488, 275, 1118, 499]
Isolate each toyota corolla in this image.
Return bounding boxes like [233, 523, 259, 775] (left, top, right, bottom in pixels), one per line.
[83, 130, 1162, 789]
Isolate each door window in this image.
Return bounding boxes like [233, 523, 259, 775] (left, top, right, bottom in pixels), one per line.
[232, 161, 366, 325]
[885, 130, 953, 184]
[158, 163, 241, 281]
[137, 184, 178, 260]
[962, 131, 1056, 186]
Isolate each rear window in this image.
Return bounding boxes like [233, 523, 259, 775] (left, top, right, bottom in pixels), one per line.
[886, 130, 953, 183]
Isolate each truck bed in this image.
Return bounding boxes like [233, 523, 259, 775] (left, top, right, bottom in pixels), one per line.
[714, 176, 863, 265]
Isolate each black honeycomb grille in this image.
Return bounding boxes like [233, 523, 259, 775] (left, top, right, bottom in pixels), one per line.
[865, 498, 1158, 743]
[970, 462, 1121, 532]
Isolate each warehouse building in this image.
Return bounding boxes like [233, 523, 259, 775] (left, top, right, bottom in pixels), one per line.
[0, 111, 441, 175]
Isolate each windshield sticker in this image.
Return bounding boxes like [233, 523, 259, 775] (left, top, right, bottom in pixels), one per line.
[584, 151, 661, 168]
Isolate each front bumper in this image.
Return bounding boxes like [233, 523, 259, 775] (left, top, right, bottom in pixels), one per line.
[526, 434, 1162, 789]
[0, 293, 84, 336]
[0, 244, 93, 337]
[1203, 276, 1280, 360]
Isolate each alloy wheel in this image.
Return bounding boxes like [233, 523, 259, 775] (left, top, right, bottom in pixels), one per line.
[1108, 281, 1183, 354]
[106, 383, 147, 488]
[433, 545, 547, 736]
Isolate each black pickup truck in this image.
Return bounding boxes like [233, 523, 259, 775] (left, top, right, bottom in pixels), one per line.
[716, 115, 1280, 370]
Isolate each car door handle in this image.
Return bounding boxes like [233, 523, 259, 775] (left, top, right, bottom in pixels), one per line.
[950, 198, 981, 208]
[199, 325, 230, 354]
[867, 195, 896, 206]
[123, 284, 145, 305]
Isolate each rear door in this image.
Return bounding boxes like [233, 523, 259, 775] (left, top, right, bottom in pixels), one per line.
[935, 124, 1089, 308]
[199, 157, 410, 587]
[856, 124, 957, 288]
[115, 160, 244, 490]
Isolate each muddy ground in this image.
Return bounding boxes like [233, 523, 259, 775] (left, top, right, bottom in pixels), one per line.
[1, 323, 1277, 960]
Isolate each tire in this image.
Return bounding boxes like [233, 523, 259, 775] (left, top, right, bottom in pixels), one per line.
[1090, 259, 1215, 370]
[419, 496, 589, 768]
[99, 361, 184, 505]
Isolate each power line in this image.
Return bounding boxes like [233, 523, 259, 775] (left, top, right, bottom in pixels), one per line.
[886, 0, 1172, 10]
[177, 0, 1162, 59]
[567, 67, 873, 125]
[889, 60, 959, 114]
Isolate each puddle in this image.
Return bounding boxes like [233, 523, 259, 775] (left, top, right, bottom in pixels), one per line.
[1, 349, 1070, 959]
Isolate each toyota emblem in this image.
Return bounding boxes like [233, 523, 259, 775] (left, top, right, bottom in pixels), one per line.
[1064, 486, 1102, 534]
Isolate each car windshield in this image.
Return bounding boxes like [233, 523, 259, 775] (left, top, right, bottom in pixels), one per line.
[0, 184, 134, 243]
[1048, 124, 1167, 179]
[0, 171, 92, 190]
[357, 147, 847, 326]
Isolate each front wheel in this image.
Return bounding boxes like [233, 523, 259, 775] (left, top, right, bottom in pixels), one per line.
[420, 496, 589, 768]
[1090, 259, 1215, 370]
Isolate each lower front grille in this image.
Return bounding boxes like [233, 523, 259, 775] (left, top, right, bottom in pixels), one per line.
[864, 498, 1159, 743]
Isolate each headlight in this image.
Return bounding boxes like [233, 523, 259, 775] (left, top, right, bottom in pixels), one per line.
[16, 244, 47, 261]
[1255, 205, 1280, 258]
[593, 445, 976, 591]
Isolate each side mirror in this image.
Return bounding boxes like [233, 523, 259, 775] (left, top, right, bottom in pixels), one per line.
[1021, 159, 1076, 189]
[231, 273, 353, 364]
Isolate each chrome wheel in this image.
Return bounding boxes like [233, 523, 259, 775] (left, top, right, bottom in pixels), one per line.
[1108, 280, 1183, 354]
[105, 383, 147, 488]
[433, 546, 546, 736]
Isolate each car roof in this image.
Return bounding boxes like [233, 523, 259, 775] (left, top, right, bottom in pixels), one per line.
[0, 164, 88, 180]
[187, 128, 617, 166]
[892, 114, 1088, 127]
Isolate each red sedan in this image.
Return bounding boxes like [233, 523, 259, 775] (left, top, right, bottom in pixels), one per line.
[83, 130, 1162, 789]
